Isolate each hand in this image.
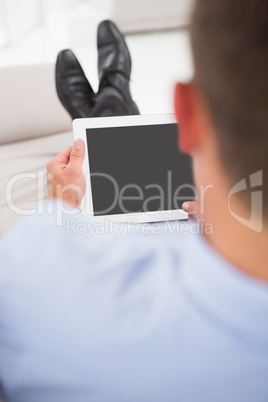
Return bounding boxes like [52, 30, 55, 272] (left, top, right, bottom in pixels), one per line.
[47, 139, 86, 210]
[182, 200, 200, 220]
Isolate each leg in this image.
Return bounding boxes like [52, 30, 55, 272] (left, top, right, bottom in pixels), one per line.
[56, 20, 140, 119]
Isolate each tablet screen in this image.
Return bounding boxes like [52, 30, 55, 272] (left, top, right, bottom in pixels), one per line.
[86, 123, 195, 216]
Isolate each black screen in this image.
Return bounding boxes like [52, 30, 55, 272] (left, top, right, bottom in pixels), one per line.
[86, 123, 195, 216]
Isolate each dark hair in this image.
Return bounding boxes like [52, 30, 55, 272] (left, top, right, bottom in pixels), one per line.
[191, 0, 268, 219]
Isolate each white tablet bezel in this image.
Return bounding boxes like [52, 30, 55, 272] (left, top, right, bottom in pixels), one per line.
[73, 114, 189, 223]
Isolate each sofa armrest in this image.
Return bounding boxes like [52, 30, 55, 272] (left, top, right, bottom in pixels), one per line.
[95, 0, 194, 32]
[0, 64, 72, 145]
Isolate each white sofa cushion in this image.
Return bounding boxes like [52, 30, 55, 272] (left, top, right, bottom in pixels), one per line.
[0, 64, 71, 145]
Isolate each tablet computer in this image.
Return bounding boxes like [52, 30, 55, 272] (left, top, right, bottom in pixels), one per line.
[73, 114, 195, 223]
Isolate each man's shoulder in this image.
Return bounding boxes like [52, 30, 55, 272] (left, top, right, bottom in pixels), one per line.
[0, 204, 200, 349]
[0, 202, 200, 301]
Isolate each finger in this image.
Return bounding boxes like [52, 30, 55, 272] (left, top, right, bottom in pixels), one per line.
[68, 139, 85, 169]
[52, 145, 74, 165]
[182, 200, 200, 216]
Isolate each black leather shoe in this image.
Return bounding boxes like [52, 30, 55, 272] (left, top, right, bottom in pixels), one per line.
[56, 49, 95, 120]
[92, 20, 139, 116]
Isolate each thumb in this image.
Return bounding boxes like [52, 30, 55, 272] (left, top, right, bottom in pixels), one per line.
[69, 139, 85, 168]
[182, 200, 200, 219]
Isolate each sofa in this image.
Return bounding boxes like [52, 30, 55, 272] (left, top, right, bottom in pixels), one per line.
[94, 0, 193, 32]
[0, 64, 73, 237]
[68, 0, 193, 45]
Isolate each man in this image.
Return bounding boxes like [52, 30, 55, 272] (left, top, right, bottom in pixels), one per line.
[0, 2, 267, 402]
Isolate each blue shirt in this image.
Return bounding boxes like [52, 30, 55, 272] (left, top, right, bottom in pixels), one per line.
[0, 202, 268, 402]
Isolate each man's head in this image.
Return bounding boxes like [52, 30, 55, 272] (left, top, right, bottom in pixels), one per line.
[175, 0, 268, 220]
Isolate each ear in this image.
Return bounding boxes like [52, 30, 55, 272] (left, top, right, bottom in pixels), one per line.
[174, 82, 206, 154]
